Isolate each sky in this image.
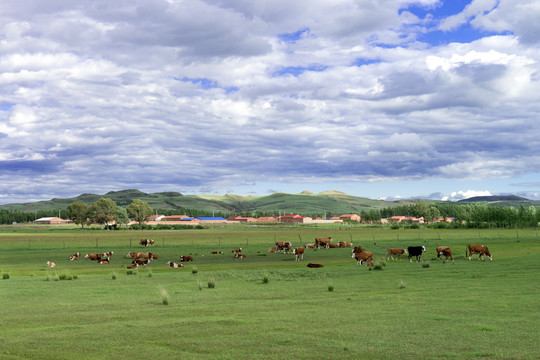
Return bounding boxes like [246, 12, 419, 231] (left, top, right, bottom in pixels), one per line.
[1, 0, 540, 205]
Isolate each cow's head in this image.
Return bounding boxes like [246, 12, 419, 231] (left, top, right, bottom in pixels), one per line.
[421, 246, 426, 252]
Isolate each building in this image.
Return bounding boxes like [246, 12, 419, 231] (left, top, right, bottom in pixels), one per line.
[340, 214, 361, 222]
[34, 217, 71, 224]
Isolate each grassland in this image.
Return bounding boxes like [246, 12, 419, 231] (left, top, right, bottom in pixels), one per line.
[1, 225, 539, 359]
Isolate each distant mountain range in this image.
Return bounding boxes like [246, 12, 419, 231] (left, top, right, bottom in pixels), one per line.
[0, 189, 537, 214]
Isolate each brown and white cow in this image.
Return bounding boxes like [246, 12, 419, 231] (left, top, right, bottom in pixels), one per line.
[98, 259, 110, 264]
[101, 251, 114, 257]
[275, 241, 292, 254]
[132, 259, 149, 266]
[234, 254, 247, 259]
[387, 248, 407, 260]
[166, 261, 184, 268]
[128, 252, 158, 260]
[328, 243, 340, 248]
[180, 255, 194, 262]
[232, 248, 242, 253]
[307, 263, 324, 268]
[46, 261, 56, 268]
[126, 263, 139, 269]
[338, 241, 353, 248]
[436, 246, 454, 263]
[210, 251, 224, 254]
[69, 252, 80, 261]
[466, 244, 492, 261]
[140, 238, 155, 247]
[267, 247, 277, 253]
[315, 237, 332, 249]
[352, 247, 373, 266]
[304, 243, 317, 249]
[293, 246, 304, 261]
[85, 253, 102, 261]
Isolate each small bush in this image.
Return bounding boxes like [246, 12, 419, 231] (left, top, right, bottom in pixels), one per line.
[328, 285, 334, 292]
[399, 280, 406, 289]
[147, 270, 153, 278]
[59, 274, 67, 280]
[192, 267, 198, 274]
[159, 287, 169, 306]
[73, 275, 78, 280]
[422, 263, 430, 268]
[208, 281, 216, 289]
[262, 276, 269, 284]
[126, 270, 137, 275]
[374, 264, 383, 271]
[112, 273, 117, 280]
[3, 273, 9, 280]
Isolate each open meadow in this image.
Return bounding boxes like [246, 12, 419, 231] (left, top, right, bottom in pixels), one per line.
[1, 225, 539, 359]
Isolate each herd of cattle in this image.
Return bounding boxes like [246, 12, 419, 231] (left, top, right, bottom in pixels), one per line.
[46, 237, 493, 269]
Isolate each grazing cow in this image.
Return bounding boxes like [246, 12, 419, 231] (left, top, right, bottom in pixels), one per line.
[338, 241, 353, 248]
[98, 259, 110, 265]
[315, 237, 332, 249]
[307, 263, 324, 268]
[140, 238, 155, 247]
[69, 253, 80, 261]
[387, 248, 407, 260]
[275, 241, 292, 254]
[166, 261, 184, 268]
[352, 246, 366, 253]
[304, 243, 317, 249]
[407, 246, 426, 263]
[132, 259, 149, 266]
[466, 244, 492, 261]
[232, 248, 242, 253]
[126, 263, 139, 269]
[436, 246, 454, 263]
[268, 247, 277, 253]
[102, 251, 114, 257]
[180, 255, 194, 262]
[234, 254, 247, 259]
[85, 253, 102, 261]
[293, 247, 304, 261]
[46, 261, 56, 268]
[210, 251, 224, 254]
[352, 251, 373, 266]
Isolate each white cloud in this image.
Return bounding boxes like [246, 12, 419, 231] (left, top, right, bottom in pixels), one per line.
[442, 189, 492, 201]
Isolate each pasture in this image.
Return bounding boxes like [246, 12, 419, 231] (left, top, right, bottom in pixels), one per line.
[1, 226, 539, 359]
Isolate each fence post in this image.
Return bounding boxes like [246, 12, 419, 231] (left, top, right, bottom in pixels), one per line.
[96, 238, 98, 248]
[246, 237, 248, 245]
[162, 238, 165, 247]
[29, 238, 31, 249]
[63, 239, 66, 249]
[372, 233, 376, 245]
[130, 238, 132, 247]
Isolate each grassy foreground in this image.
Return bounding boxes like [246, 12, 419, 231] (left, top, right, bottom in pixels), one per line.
[1, 227, 539, 359]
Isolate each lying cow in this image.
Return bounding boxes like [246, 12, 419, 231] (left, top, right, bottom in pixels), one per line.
[436, 246, 454, 263]
[338, 241, 353, 248]
[101, 251, 114, 257]
[268, 247, 277, 253]
[275, 241, 292, 254]
[180, 255, 194, 262]
[293, 247, 304, 261]
[407, 246, 426, 263]
[387, 248, 407, 260]
[127, 252, 158, 260]
[126, 263, 139, 269]
[46, 261, 56, 268]
[307, 263, 324, 268]
[210, 251, 224, 254]
[166, 261, 184, 268]
[232, 248, 242, 253]
[466, 244, 492, 261]
[140, 238, 155, 247]
[85, 253, 102, 261]
[234, 254, 246, 259]
[132, 259, 149, 266]
[328, 243, 340, 248]
[304, 243, 317, 249]
[315, 237, 332, 249]
[69, 253, 80, 261]
[98, 259, 110, 265]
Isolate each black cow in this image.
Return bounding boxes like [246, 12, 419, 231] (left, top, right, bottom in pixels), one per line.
[407, 246, 426, 263]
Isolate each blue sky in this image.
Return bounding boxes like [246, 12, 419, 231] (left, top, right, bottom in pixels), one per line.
[0, 0, 539, 204]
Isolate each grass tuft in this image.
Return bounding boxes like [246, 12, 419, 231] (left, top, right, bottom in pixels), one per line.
[262, 276, 269, 284]
[374, 264, 383, 271]
[208, 281, 216, 289]
[3, 273, 10, 280]
[112, 272, 117, 280]
[158, 287, 169, 305]
[422, 263, 430, 268]
[399, 280, 406, 289]
[328, 285, 334, 292]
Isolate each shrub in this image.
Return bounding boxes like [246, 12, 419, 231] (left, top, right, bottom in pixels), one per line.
[328, 285, 334, 292]
[399, 280, 406, 289]
[374, 264, 383, 271]
[262, 276, 269, 284]
[126, 270, 137, 275]
[112, 273, 117, 280]
[3, 273, 9, 280]
[159, 287, 169, 306]
[207, 281, 215, 289]
[422, 263, 430, 268]
[192, 267, 198, 274]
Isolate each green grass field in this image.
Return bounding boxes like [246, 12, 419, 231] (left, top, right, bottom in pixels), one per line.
[1, 226, 539, 359]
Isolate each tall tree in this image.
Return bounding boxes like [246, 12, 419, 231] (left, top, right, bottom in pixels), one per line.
[68, 201, 89, 228]
[115, 206, 130, 228]
[88, 198, 117, 228]
[127, 199, 153, 226]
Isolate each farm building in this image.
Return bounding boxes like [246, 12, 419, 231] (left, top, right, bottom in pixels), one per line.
[34, 217, 71, 224]
[340, 214, 361, 222]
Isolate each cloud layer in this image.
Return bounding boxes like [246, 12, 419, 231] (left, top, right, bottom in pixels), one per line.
[1, 0, 539, 203]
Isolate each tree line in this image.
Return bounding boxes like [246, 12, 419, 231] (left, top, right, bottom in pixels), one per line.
[0, 198, 538, 229]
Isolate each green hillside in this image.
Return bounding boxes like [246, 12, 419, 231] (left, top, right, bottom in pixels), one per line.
[0, 189, 405, 214]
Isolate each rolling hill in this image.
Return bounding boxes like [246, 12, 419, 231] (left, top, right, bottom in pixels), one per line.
[0, 189, 416, 214]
